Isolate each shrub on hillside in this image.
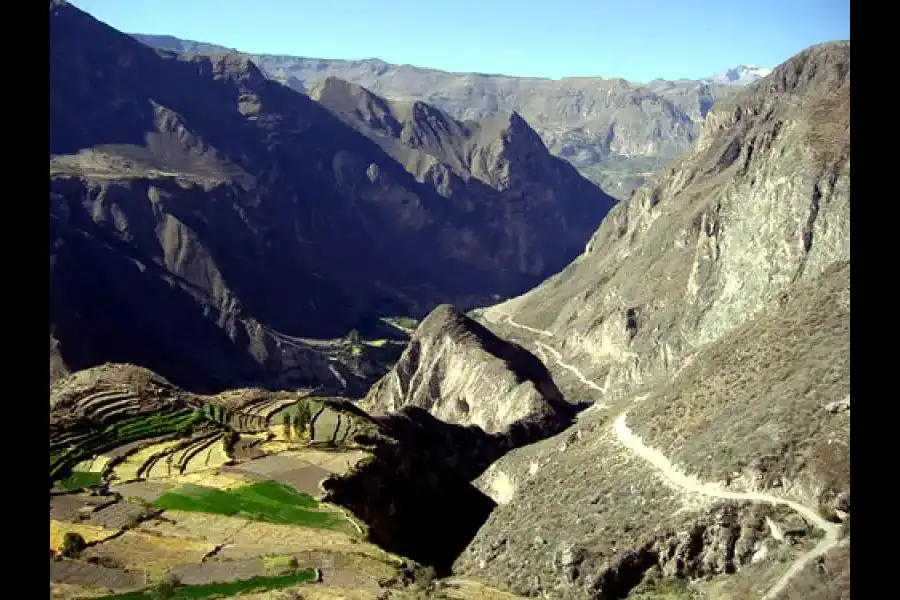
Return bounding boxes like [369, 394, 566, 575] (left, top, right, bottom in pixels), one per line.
[60, 532, 86, 558]
[152, 575, 182, 599]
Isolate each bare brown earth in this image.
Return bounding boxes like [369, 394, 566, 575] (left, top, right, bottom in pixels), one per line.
[50, 559, 147, 591]
[221, 454, 333, 496]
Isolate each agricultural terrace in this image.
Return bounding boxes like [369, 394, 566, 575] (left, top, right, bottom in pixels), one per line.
[153, 481, 348, 530]
[51, 391, 376, 493]
[92, 569, 318, 600]
[50, 404, 220, 487]
[269, 400, 375, 446]
[199, 388, 314, 432]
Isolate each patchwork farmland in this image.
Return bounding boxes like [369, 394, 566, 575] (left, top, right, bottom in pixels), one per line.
[48, 364, 430, 600]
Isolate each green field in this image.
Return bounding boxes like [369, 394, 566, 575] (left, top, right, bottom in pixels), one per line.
[94, 569, 317, 599]
[629, 577, 694, 599]
[52, 470, 102, 492]
[154, 481, 344, 528]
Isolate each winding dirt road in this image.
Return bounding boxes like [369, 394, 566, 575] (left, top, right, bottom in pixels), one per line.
[613, 413, 841, 600]
[491, 311, 843, 600]
[534, 341, 604, 393]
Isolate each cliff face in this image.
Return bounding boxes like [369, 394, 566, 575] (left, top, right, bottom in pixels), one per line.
[311, 78, 617, 288]
[452, 42, 850, 599]
[363, 305, 571, 434]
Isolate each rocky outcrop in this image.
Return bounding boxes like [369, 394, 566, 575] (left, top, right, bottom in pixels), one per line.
[324, 305, 587, 573]
[364, 304, 572, 434]
[50, 334, 70, 385]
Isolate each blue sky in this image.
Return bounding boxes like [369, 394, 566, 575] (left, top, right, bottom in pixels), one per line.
[70, 0, 850, 82]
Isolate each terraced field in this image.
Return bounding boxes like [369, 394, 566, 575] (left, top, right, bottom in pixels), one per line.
[200, 389, 319, 433]
[93, 569, 319, 599]
[50, 405, 214, 486]
[49, 365, 526, 599]
[153, 481, 347, 529]
[49, 371, 361, 490]
[49, 365, 438, 599]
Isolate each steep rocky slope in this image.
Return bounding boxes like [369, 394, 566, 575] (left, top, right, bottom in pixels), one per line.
[50, 1, 612, 392]
[452, 41, 850, 599]
[457, 261, 849, 599]
[480, 40, 850, 408]
[310, 79, 616, 296]
[133, 33, 742, 198]
[363, 305, 573, 435]
[326, 305, 580, 571]
[50, 334, 70, 385]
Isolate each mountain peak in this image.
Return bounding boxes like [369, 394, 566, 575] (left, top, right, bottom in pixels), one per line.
[756, 40, 849, 98]
[185, 53, 268, 88]
[309, 76, 378, 102]
[707, 64, 773, 86]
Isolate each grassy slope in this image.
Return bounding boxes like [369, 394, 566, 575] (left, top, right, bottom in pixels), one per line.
[154, 481, 345, 529]
[93, 569, 317, 600]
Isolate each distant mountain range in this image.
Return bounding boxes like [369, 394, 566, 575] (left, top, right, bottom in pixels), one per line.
[131, 33, 767, 199]
[706, 64, 774, 85]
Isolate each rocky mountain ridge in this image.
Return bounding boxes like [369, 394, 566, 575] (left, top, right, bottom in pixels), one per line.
[310, 77, 615, 280]
[706, 64, 774, 85]
[478, 40, 850, 407]
[362, 305, 577, 435]
[132, 33, 750, 198]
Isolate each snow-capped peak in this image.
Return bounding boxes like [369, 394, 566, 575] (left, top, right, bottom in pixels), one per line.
[707, 64, 773, 86]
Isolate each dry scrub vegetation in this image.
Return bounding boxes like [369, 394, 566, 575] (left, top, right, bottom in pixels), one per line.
[629, 261, 849, 505]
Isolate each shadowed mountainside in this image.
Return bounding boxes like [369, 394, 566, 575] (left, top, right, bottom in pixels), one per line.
[50, 0, 613, 392]
[310, 78, 616, 300]
[133, 33, 745, 198]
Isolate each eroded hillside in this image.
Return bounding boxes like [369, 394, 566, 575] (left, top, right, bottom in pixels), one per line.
[479, 41, 850, 408]
[450, 42, 850, 599]
[363, 304, 575, 434]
